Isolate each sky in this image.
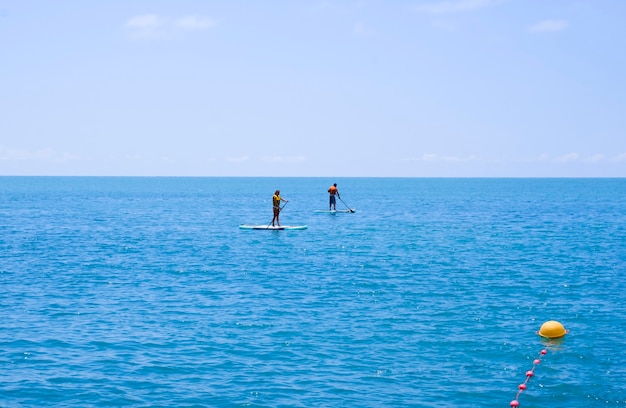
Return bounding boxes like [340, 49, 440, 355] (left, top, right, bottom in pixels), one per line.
[1, 0, 625, 177]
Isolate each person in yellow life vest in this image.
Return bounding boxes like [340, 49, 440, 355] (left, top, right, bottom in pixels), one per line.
[328, 183, 340, 210]
[272, 189, 288, 227]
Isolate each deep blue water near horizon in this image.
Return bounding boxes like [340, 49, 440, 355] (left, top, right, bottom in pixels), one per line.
[1, 177, 625, 407]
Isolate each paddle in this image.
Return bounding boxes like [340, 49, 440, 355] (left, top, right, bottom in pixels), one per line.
[339, 197, 355, 213]
[266, 202, 288, 229]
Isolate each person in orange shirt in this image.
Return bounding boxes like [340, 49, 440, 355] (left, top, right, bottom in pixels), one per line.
[328, 183, 340, 210]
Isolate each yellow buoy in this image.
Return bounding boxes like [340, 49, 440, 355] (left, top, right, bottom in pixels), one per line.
[537, 320, 568, 338]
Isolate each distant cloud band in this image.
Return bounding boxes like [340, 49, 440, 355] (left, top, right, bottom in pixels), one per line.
[174, 16, 216, 31]
[125, 14, 162, 30]
[414, 0, 495, 14]
[124, 14, 217, 40]
[406, 152, 626, 164]
[0, 145, 80, 162]
[529, 19, 569, 33]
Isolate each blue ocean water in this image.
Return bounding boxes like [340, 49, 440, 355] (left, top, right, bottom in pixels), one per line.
[1, 177, 625, 407]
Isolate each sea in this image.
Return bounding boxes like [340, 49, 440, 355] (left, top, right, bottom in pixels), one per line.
[1, 177, 625, 408]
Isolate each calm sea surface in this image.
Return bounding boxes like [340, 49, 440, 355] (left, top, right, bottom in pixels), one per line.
[1, 177, 625, 407]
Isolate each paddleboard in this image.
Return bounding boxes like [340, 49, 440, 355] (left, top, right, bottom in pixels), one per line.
[315, 209, 356, 214]
[239, 224, 308, 230]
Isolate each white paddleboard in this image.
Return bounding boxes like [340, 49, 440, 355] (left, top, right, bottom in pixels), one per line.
[239, 224, 308, 230]
[314, 209, 356, 214]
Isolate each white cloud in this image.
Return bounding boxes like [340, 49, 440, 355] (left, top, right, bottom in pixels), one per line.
[174, 16, 216, 31]
[528, 19, 569, 33]
[0, 145, 79, 162]
[124, 14, 166, 39]
[125, 14, 163, 30]
[610, 153, 626, 163]
[584, 154, 605, 163]
[421, 153, 439, 161]
[555, 152, 580, 162]
[124, 14, 216, 40]
[260, 156, 306, 163]
[408, 152, 626, 165]
[521, 153, 626, 164]
[226, 156, 250, 163]
[414, 0, 496, 14]
[158, 156, 178, 164]
[414, 153, 479, 162]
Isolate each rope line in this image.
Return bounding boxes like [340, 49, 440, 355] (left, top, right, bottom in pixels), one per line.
[509, 349, 547, 407]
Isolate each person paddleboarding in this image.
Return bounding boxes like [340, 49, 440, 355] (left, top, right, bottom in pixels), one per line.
[328, 183, 340, 211]
[272, 189, 288, 226]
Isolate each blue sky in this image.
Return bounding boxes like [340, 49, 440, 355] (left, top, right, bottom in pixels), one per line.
[1, 0, 625, 177]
